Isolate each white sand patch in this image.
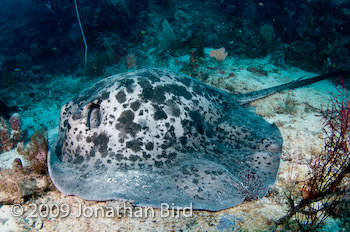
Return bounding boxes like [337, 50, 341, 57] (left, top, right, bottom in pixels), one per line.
[0, 150, 29, 169]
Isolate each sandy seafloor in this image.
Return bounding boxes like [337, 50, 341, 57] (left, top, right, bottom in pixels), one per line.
[0, 50, 347, 231]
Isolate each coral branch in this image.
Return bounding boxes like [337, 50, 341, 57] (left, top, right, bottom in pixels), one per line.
[277, 76, 350, 230]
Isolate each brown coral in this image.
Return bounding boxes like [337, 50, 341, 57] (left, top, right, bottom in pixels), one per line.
[21, 128, 49, 174]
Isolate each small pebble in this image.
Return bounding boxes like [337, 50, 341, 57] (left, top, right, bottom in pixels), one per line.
[34, 219, 43, 230]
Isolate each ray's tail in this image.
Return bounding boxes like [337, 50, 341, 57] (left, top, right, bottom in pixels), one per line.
[235, 70, 350, 105]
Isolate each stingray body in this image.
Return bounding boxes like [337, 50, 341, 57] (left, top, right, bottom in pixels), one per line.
[48, 68, 347, 211]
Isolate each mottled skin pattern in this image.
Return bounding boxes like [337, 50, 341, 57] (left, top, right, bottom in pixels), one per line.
[49, 68, 282, 211]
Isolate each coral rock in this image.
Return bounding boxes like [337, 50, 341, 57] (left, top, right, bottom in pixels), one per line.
[9, 113, 21, 131]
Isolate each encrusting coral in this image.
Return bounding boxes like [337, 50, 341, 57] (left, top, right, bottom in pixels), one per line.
[0, 113, 23, 153]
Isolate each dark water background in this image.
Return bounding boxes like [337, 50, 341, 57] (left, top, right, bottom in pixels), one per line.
[0, 0, 349, 76]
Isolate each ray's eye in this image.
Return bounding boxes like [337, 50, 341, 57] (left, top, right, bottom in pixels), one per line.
[87, 104, 101, 128]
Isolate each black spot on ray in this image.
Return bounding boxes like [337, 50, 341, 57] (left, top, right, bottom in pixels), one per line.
[118, 110, 134, 124]
[101, 91, 110, 100]
[120, 79, 134, 93]
[115, 110, 141, 137]
[145, 142, 154, 151]
[93, 133, 109, 157]
[153, 105, 167, 120]
[129, 154, 142, 162]
[154, 160, 164, 168]
[73, 154, 84, 164]
[130, 101, 141, 111]
[115, 91, 126, 103]
[126, 140, 143, 152]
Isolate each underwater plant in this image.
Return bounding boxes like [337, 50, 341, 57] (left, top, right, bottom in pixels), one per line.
[277, 77, 350, 231]
[21, 128, 49, 174]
